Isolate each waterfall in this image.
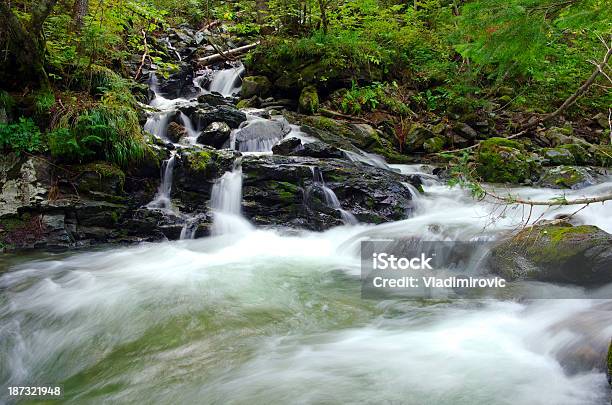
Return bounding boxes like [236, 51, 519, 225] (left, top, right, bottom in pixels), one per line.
[210, 158, 253, 235]
[311, 167, 358, 225]
[208, 64, 245, 96]
[179, 112, 200, 144]
[144, 112, 173, 139]
[147, 153, 176, 210]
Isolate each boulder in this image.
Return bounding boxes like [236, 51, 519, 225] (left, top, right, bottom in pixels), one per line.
[197, 93, 230, 107]
[75, 162, 125, 195]
[197, 122, 232, 149]
[453, 122, 478, 140]
[423, 136, 445, 154]
[241, 155, 418, 230]
[538, 166, 596, 189]
[404, 125, 434, 152]
[542, 126, 574, 147]
[234, 118, 291, 152]
[191, 105, 246, 129]
[475, 137, 535, 183]
[542, 147, 575, 165]
[166, 122, 188, 143]
[489, 222, 612, 286]
[298, 85, 319, 114]
[241, 76, 271, 98]
[272, 137, 303, 155]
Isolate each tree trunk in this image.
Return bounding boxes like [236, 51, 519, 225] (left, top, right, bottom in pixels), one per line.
[317, 0, 328, 34]
[72, 0, 89, 32]
[0, 0, 58, 88]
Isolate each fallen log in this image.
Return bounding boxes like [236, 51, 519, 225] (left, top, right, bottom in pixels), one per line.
[198, 41, 260, 65]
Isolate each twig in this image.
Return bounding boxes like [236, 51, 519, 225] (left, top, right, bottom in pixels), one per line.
[134, 29, 148, 80]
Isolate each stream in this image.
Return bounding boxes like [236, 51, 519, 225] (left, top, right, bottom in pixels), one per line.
[1, 65, 611, 404]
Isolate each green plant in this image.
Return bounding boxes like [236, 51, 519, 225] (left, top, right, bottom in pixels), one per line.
[0, 117, 46, 155]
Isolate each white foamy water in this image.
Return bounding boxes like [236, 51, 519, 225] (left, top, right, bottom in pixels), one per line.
[208, 64, 245, 97]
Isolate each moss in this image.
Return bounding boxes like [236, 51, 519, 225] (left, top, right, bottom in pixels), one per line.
[189, 151, 214, 172]
[539, 166, 589, 189]
[423, 136, 445, 154]
[299, 85, 319, 114]
[516, 225, 598, 263]
[77, 162, 126, 193]
[476, 137, 531, 183]
[558, 144, 588, 165]
[594, 145, 612, 167]
[269, 181, 300, 201]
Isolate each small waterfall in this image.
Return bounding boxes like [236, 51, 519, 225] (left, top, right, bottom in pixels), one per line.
[208, 64, 245, 96]
[148, 153, 176, 210]
[144, 112, 173, 139]
[210, 158, 253, 235]
[311, 167, 358, 225]
[179, 112, 200, 144]
[163, 37, 182, 61]
[179, 216, 199, 240]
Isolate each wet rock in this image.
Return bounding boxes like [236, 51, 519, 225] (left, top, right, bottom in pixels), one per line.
[197, 93, 230, 107]
[0, 153, 51, 217]
[292, 141, 344, 159]
[191, 105, 246, 129]
[537, 166, 596, 189]
[475, 137, 536, 184]
[156, 64, 196, 99]
[234, 118, 291, 152]
[197, 122, 232, 149]
[405, 125, 435, 152]
[272, 137, 303, 155]
[241, 155, 418, 231]
[241, 76, 271, 98]
[489, 222, 612, 286]
[166, 122, 188, 143]
[299, 85, 319, 114]
[236, 96, 261, 109]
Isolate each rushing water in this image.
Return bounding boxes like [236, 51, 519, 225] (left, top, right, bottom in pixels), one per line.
[208, 64, 245, 97]
[1, 163, 611, 404]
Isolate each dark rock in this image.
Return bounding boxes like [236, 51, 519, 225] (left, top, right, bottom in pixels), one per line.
[156, 64, 196, 99]
[292, 141, 344, 159]
[75, 162, 125, 195]
[489, 222, 612, 286]
[197, 122, 232, 149]
[191, 105, 246, 129]
[166, 122, 188, 143]
[240, 155, 418, 231]
[272, 137, 303, 155]
[197, 93, 230, 107]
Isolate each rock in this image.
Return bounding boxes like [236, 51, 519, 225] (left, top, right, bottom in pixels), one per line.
[542, 147, 575, 165]
[272, 137, 303, 155]
[0, 153, 50, 217]
[405, 125, 435, 152]
[291, 141, 344, 159]
[156, 64, 196, 99]
[241, 76, 271, 98]
[593, 112, 609, 129]
[197, 122, 232, 149]
[475, 137, 535, 183]
[236, 96, 261, 109]
[75, 162, 125, 195]
[542, 126, 574, 147]
[191, 105, 246, 129]
[537, 166, 596, 189]
[241, 155, 418, 231]
[489, 222, 612, 286]
[298, 85, 319, 114]
[453, 122, 478, 140]
[234, 118, 291, 152]
[166, 122, 188, 143]
[423, 136, 445, 154]
[558, 143, 589, 165]
[197, 93, 230, 107]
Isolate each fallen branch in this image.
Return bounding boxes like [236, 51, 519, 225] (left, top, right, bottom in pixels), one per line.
[319, 108, 376, 125]
[198, 41, 260, 65]
[134, 29, 148, 80]
[485, 190, 612, 206]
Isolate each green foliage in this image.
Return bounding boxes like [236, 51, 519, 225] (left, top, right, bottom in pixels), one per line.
[0, 117, 46, 155]
[0, 91, 15, 110]
[338, 82, 410, 115]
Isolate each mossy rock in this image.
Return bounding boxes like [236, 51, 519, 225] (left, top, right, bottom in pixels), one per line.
[299, 85, 319, 115]
[543, 126, 574, 147]
[489, 222, 612, 285]
[542, 147, 575, 165]
[475, 137, 533, 184]
[538, 166, 595, 189]
[241, 76, 271, 98]
[593, 145, 612, 167]
[423, 136, 445, 154]
[558, 144, 588, 165]
[75, 162, 125, 194]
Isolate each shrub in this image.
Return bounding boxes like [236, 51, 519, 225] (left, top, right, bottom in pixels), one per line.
[0, 117, 46, 155]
